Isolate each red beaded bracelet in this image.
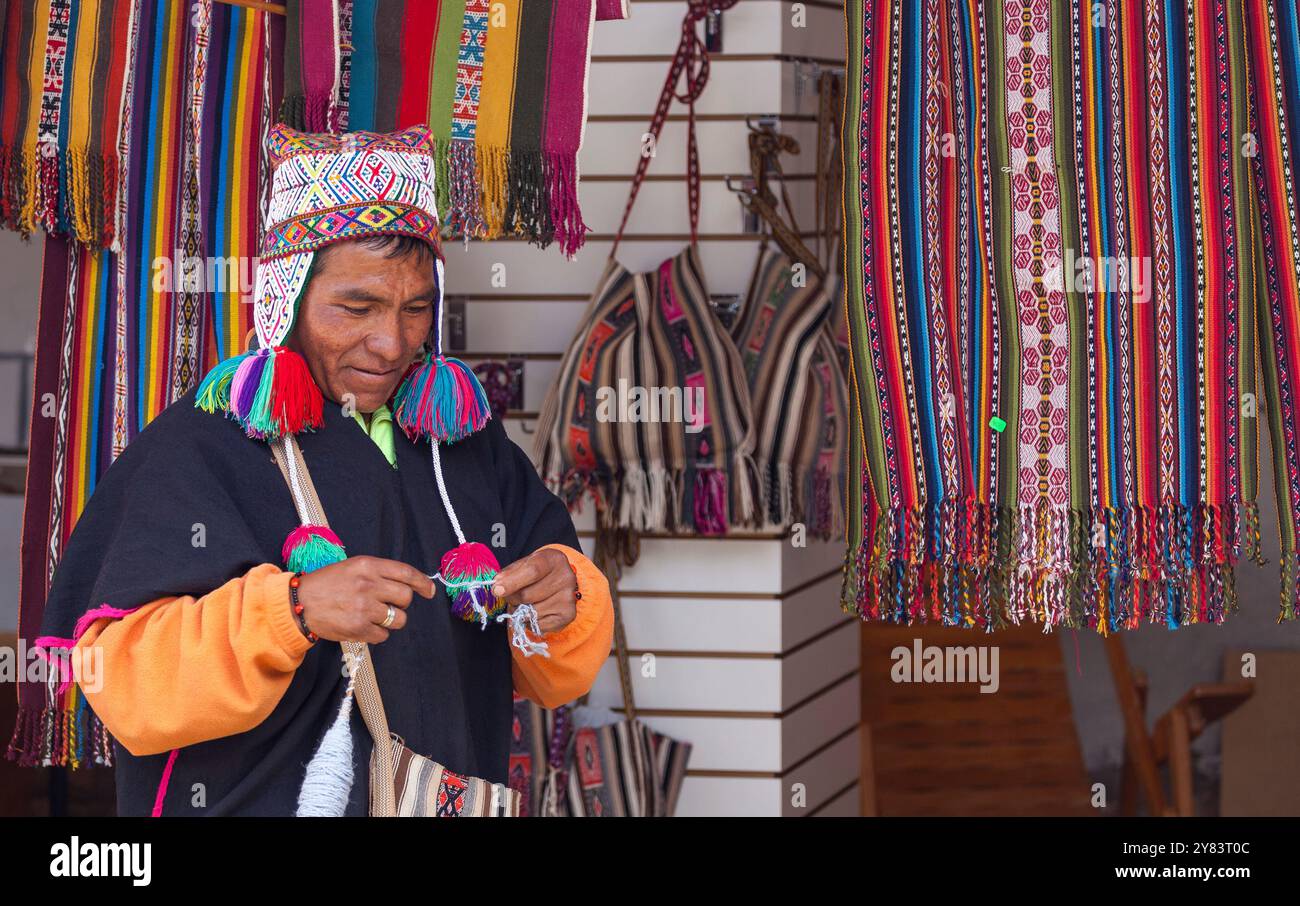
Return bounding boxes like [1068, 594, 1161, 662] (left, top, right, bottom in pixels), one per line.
[289, 573, 318, 643]
[560, 557, 582, 600]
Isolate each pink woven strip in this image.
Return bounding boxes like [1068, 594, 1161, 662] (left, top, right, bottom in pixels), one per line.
[152, 748, 180, 817]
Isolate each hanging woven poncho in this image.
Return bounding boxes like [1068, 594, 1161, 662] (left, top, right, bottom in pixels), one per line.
[840, 0, 1300, 630]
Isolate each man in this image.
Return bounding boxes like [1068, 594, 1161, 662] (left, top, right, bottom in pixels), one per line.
[36, 124, 612, 816]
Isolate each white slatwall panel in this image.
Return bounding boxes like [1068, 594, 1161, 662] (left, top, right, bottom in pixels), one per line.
[582, 119, 824, 176]
[586, 620, 855, 711]
[811, 783, 862, 817]
[444, 238, 763, 296]
[459, 1, 857, 816]
[675, 728, 859, 817]
[632, 673, 859, 771]
[614, 572, 847, 654]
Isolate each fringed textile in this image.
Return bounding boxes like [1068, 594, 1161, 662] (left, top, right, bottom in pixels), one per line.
[842, 0, 1275, 630]
[0, 0, 134, 248]
[732, 244, 845, 537]
[533, 244, 759, 536]
[1248, 0, 1300, 624]
[279, 0, 602, 258]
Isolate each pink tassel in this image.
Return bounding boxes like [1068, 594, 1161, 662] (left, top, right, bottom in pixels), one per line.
[440, 541, 503, 623]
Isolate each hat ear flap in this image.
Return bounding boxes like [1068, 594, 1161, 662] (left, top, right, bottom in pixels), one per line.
[200, 247, 321, 438]
[279, 251, 316, 345]
[253, 250, 314, 349]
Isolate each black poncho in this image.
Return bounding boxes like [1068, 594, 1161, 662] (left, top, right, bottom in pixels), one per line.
[38, 391, 577, 816]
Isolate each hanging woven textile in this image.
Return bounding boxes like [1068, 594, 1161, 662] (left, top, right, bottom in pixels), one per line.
[0, 0, 136, 248]
[8, 0, 281, 768]
[279, 0, 610, 257]
[841, 0, 1278, 630]
[1247, 1, 1300, 623]
[795, 327, 851, 539]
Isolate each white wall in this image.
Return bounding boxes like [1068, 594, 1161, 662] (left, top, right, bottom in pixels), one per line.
[0, 229, 41, 634]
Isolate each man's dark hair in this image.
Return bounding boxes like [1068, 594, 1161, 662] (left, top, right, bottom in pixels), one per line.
[309, 233, 437, 280]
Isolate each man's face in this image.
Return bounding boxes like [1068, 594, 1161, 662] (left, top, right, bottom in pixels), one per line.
[287, 239, 436, 413]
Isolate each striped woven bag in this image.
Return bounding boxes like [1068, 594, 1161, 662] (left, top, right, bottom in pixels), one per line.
[534, 0, 757, 536]
[556, 533, 692, 817]
[731, 83, 847, 536]
[504, 531, 694, 818]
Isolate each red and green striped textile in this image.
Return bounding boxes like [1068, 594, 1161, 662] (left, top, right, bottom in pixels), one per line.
[842, 0, 1284, 631]
[1247, 0, 1300, 623]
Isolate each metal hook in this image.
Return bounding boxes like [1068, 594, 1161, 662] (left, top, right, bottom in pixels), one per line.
[724, 174, 757, 197]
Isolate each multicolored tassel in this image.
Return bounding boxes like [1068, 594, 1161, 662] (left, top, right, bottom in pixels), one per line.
[391, 353, 491, 444]
[195, 346, 324, 440]
[439, 541, 503, 623]
[282, 524, 348, 574]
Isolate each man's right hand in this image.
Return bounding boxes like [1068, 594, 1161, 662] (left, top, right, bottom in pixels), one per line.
[295, 556, 435, 644]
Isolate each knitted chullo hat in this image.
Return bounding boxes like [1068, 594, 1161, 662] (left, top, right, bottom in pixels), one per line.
[196, 122, 489, 445]
[196, 124, 509, 817]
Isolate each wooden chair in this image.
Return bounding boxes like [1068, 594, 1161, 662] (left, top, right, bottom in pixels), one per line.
[1107, 634, 1254, 816]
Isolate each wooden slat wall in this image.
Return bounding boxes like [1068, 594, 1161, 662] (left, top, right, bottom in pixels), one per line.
[452, 2, 854, 816]
[862, 624, 1094, 817]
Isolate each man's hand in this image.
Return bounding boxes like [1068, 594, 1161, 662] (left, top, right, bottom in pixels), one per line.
[296, 556, 435, 644]
[492, 548, 579, 636]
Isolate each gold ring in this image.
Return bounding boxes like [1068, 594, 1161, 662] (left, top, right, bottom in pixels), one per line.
[381, 605, 396, 628]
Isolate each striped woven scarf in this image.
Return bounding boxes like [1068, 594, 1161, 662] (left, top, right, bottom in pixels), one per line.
[1247, 0, 1300, 623]
[842, 0, 1284, 630]
[280, 0, 598, 257]
[10, 0, 278, 769]
[0, 0, 134, 248]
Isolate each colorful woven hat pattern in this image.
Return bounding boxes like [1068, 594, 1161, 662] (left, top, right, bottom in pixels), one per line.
[254, 123, 446, 348]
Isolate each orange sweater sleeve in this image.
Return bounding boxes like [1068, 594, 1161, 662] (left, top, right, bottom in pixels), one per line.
[73, 563, 313, 757]
[510, 544, 614, 709]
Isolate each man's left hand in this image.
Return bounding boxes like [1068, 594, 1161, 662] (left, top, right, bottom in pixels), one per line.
[492, 548, 578, 635]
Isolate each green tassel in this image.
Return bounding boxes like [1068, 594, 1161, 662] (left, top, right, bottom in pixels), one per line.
[286, 535, 348, 574]
[195, 352, 249, 414]
[282, 525, 348, 573]
[245, 351, 278, 437]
